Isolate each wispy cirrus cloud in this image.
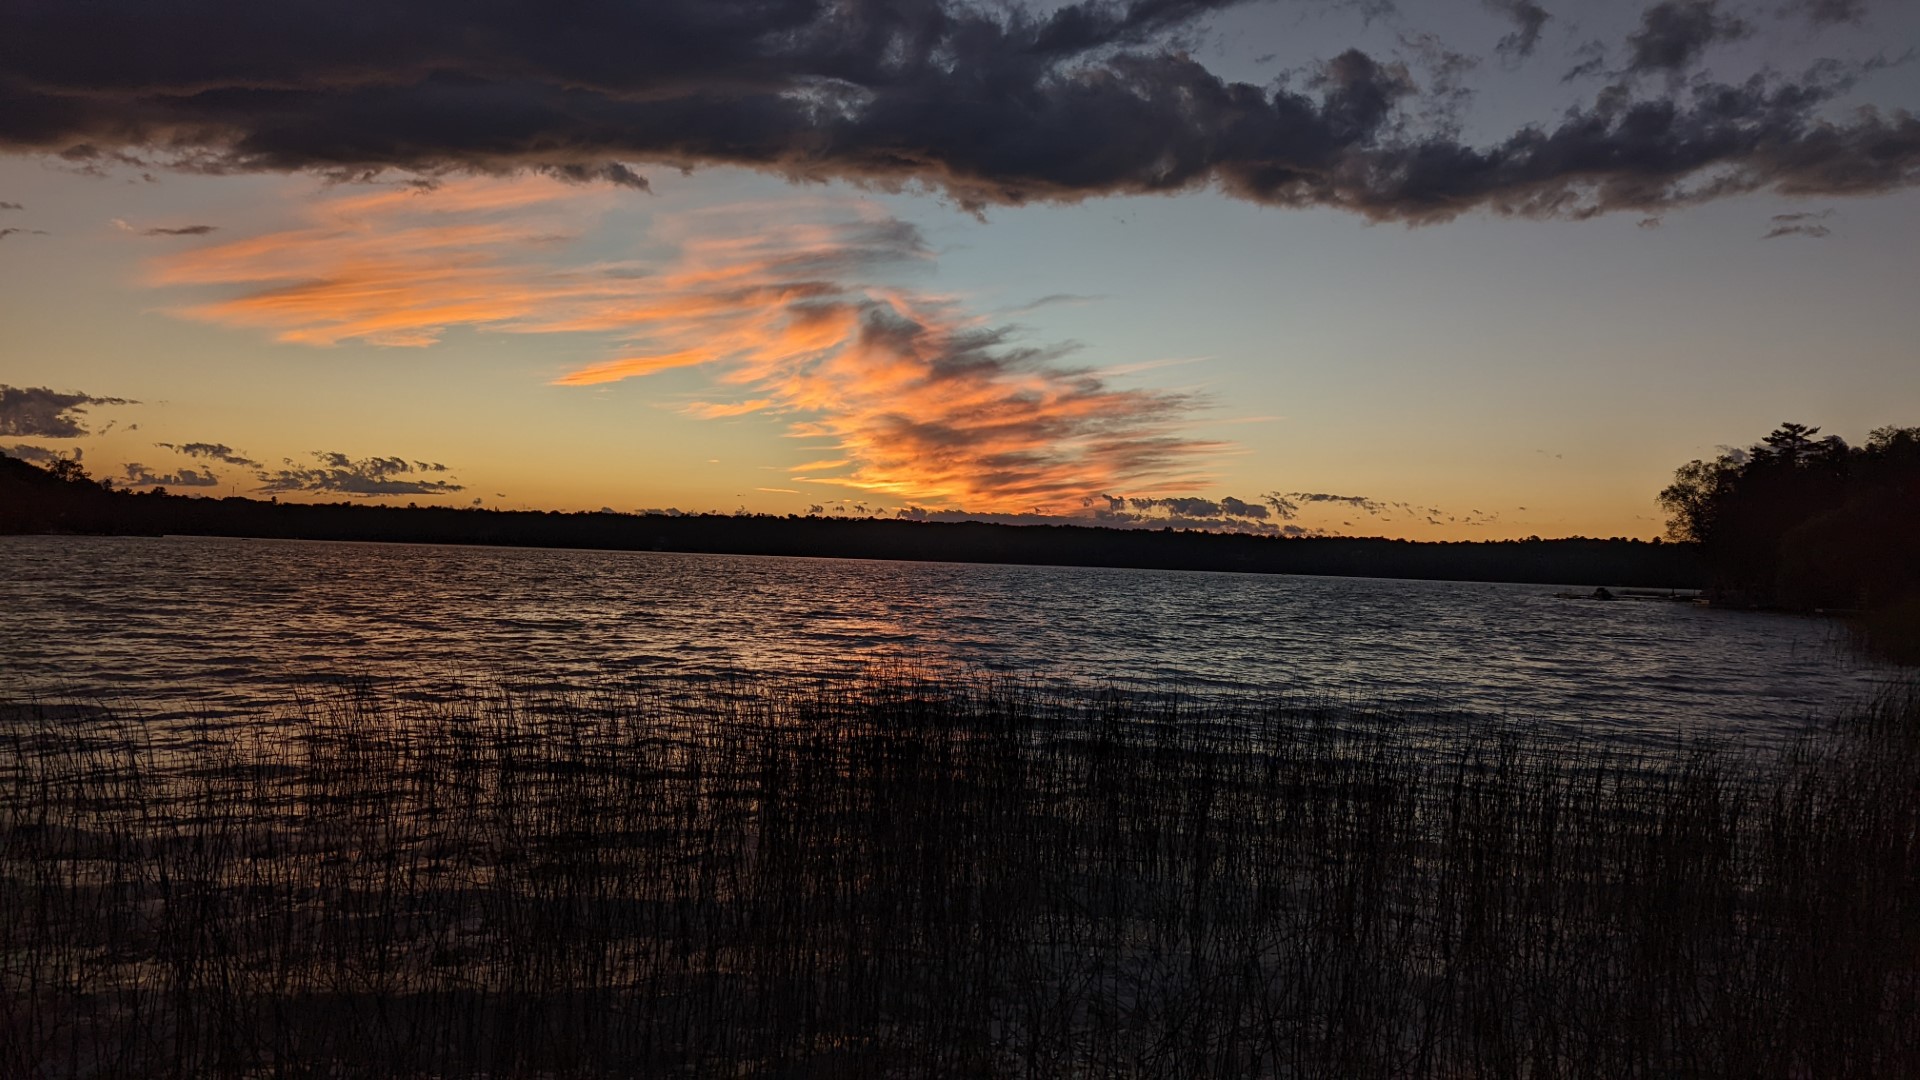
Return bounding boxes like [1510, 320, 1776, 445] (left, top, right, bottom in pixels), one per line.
[146, 179, 1219, 512]
[150, 177, 626, 346]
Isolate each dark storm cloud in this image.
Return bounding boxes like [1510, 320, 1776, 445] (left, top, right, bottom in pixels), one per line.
[3, 1, 1918, 222]
[254, 451, 464, 496]
[0, 386, 134, 438]
[1785, 0, 1868, 27]
[155, 441, 259, 467]
[122, 462, 219, 487]
[1626, 1, 1750, 74]
[1483, 0, 1550, 60]
[539, 162, 651, 191]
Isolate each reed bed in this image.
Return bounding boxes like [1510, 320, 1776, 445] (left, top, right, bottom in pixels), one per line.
[2, 676, 1916, 1078]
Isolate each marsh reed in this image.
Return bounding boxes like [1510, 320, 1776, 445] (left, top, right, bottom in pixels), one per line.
[3, 676, 1916, 1077]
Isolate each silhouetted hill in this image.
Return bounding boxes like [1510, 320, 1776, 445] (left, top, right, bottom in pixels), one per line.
[1, 454, 1698, 587]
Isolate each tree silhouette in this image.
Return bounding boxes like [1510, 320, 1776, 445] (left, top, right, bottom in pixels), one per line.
[46, 457, 90, 484]
[1660, 422, 1920, 635]
[1759, 421, 1821, 463]
[1657, 453, 1740, 544]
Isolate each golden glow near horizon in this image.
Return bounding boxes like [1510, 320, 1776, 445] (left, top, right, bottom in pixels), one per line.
[3, 163, 1917, 541]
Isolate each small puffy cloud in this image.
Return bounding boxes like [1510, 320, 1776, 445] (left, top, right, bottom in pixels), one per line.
[155, 441, 259, 467]
[0, 227, 50, 241]
[1219, 496, 1269, 520]
[255, 451, 465, 497]
[0, 201, 22, 211]
[0, 385, 134, 438]
[122, 462, 219, 487]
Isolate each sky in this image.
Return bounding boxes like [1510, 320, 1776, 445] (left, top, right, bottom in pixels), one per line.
[2, 0, 1917, 540]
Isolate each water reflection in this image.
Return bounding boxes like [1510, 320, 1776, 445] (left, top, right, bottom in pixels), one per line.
[0, 535, 1893, 736]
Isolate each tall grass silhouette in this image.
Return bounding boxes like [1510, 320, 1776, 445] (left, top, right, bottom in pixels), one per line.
[3, 676, 1916, 1077]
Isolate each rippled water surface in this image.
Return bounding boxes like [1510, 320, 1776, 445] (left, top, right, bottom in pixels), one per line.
[0, 535, 1894, 737]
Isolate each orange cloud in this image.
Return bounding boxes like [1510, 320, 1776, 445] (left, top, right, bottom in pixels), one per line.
[684, 399, 777, 419]
[152, 176, 625, 347]
[148, 180, 1219, 512]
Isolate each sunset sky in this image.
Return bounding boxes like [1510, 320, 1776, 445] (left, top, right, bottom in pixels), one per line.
[3, 0, 1917, 540]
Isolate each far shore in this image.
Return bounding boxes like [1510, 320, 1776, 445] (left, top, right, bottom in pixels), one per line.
[1, 461, 1701, 589]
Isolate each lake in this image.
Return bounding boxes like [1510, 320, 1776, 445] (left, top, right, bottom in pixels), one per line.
[0, 534, 1891, 739]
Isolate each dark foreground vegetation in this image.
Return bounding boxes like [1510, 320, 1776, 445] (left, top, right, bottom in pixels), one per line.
[5, 676, 1917, 1078]
[0, 453, 1696, 588]
[1661, 422, 1920, 660]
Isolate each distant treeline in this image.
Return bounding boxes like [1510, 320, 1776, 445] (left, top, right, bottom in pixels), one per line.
[1659, 422, 1920, 657]
[0, 454, 1697, 588]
